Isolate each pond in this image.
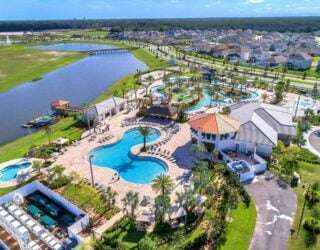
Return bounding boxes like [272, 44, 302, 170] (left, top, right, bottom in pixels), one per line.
[0, 43, 148, 144]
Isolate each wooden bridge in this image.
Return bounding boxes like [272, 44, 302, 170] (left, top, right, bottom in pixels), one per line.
[87, 47, 134, 56]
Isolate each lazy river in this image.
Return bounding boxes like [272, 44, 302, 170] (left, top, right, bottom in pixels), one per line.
[90, 128, 167, 184]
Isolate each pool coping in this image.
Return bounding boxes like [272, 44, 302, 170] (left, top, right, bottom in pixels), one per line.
[88, 125, 169, 186]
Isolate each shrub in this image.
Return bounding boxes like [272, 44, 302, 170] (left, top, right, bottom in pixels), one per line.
[138, 236, 157, 250]
[49, 175, 71, 189]
[303, 217, 320, 234]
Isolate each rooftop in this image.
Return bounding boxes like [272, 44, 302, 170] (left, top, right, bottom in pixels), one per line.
[188, 113, 240, 135]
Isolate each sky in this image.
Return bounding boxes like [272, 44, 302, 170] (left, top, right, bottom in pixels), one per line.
[0, 0, 320, 20]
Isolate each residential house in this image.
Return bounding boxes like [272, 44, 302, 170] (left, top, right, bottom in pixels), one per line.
[287, 53, 313, 70]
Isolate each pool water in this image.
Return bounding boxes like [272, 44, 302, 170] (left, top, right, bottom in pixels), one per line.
[91, 128, 167, 184]
[187, 89, 259, 113]
[0, 162, 31, 182]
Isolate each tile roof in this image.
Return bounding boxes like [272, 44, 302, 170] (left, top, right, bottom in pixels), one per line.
[188, 113, 240, 135]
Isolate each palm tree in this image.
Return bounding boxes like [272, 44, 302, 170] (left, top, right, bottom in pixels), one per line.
[192, 161, 211, 195]
[175, 189, 197, 225]
[138, 126, 151, 152]
[43, 125, 52, 144]
[122, 191, 139, 218]
[102, 187, 118, 210]
[70, 171, 81, 185]
[49, 165, 65, 180]
[152, 174, 174, 196]
[32, 161, 44, 176]
[154, 195, 171, 223]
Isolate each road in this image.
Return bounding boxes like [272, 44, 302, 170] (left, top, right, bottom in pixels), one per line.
[246, 173, 297, 250]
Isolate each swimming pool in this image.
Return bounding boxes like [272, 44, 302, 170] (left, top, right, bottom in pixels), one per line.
[186, 89, 259, 113]
[0, 161, 31, 183]
[90, 128, 167, 184]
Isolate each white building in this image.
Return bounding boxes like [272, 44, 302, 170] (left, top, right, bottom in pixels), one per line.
[189, 103, 296, 157]
[84, 97, 126, 123]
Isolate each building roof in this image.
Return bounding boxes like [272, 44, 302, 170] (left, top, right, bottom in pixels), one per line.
[146, 105, 177, 118]
[188, 113, 240, 135]
[95, 97, 126, 115]
[236, 121, 276, 146]
[51, 100, 70, 108]
[230, 102, 295, 136]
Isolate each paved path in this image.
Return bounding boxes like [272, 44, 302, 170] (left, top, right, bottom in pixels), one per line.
[304, 126, 320, 157]
[246, 173, 297, 250]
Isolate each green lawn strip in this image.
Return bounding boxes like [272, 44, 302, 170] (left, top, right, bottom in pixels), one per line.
[221, 202, 257, 250]
[0, 45, 85, 92]
[0, 117, 84, 164]
[61, 183, 119, 219]
[288, 160, 320, 250]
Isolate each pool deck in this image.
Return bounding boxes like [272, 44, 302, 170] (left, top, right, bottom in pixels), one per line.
[54, 110, 196, 206]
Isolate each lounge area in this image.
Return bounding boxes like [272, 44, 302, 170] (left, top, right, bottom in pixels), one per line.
[0, 181, 89, 250]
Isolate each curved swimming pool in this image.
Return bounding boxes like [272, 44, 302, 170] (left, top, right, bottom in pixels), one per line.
[186, 88, 259, 113]
[90, 128, 167, 184]
[0, 161, 31, 183]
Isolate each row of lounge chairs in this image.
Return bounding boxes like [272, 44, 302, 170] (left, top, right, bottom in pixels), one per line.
[3, 202, 63, 250]
[146, 147, 177, 164]
[98, 134, 114, 144]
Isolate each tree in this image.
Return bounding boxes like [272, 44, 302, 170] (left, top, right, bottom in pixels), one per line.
[192, 161, 211, 195]
[154, 195, 171, 223]
[32, 160, 44, 175]
[175, 189, 197, 225]
[305, 182, 320, 208]
[261, 92, 268, 103]
[49, 165, 65, 180]
[207, 85, 216, 107]
[138, 236, 157, 250]
[138, 126, 151, 152]
[152, 174, 174, 196]
[122, 191, 139, 218]
[70, 171, 81, 185]
[102, 187, 118, 210]
[43, 125, 53, 144]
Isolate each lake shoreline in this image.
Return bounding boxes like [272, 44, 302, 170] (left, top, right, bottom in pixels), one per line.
[0, 41, 167, 163]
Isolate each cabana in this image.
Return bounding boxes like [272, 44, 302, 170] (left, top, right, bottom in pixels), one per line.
[166, 205, 187, 228]
[136, 209, 155, 231]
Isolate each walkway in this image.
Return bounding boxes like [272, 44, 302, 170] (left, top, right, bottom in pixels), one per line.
[304, 126, 320, 157]
[246, 173, 297, 250]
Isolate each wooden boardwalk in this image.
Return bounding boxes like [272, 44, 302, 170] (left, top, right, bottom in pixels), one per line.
[87, 48, 134, 56]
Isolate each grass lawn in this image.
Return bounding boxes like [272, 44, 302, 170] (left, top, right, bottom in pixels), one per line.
[221, 202, 257, 250]
[0, 117, 84, 164]
[288, 160, 320, 250]
[93, 43, 168, 103]
[61, 183, 119, 219]
[0, 45, 85, 92]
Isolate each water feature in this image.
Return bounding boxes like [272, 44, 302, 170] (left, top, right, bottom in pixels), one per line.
[0, 43, 148, 144]
[90, 128, 167, 184]
[187, 88, 259, 113]
[0, 161, 31, 183]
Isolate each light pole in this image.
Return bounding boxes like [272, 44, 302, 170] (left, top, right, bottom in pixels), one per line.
[89, 155, 95, 187]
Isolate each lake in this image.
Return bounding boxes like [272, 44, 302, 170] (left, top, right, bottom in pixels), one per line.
[0, 43, 148, 144]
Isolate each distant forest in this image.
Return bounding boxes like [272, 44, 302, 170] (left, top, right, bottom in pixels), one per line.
[1, 17, 320, 33]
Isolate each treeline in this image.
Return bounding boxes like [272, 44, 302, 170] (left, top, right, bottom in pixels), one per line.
[1, 17, 320, 33]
